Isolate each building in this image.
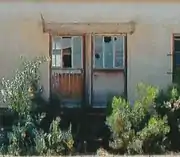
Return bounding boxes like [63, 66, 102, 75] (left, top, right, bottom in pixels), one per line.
[0, 0, 179, 108]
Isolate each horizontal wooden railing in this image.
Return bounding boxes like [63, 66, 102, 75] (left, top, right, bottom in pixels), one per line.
[51, 71, 84, 99]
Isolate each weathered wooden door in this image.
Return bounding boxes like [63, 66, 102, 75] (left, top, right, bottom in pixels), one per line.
[51, 36, 84, 107]
[91, 35, 126, 107]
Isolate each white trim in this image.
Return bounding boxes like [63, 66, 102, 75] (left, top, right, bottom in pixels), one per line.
[55, 54, 57, 67]
[60, 37, 63, 68]
[93, 36, 95, 68]
[71, 36, 74, 68]
[102, 36, 105, 68]
[54, 37, 57, 50]
[123, 36, 125, 68]
[81, 36, 83, 68]
[112, 37, 115, 68]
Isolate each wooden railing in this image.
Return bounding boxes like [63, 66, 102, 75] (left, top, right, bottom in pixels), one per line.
[51, 70, 83, 99]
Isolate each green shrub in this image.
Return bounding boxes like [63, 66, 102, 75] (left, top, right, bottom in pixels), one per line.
[155, 85, 180, 151]
[0, 56, 74, 155]
[106, 83, 170, 154]
[34, 117, 74, 155]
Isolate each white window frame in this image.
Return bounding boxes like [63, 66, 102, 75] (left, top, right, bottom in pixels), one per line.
[93, 35, 125, 69]
[51, 36, 83, 69]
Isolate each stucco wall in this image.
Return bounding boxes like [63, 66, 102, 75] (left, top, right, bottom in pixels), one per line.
[128, 24, 173, 102]
[0, 2, 179, 104]
[0, 18, 49, 101]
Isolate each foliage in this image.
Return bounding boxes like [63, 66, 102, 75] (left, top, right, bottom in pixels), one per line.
[106, 83, 170, 154]
[0, 56, 48, 115]
[96, 147, 109, 156]
[155, 84, 180, 151]
[0, 56, 74, 155]
[34, 117, 74, 155]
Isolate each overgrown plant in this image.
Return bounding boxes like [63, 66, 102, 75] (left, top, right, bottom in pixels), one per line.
[1, 56, 48, 116]
[0, 56, 74, 155]
[106, 83, 170, 154]
[155, 85, 180, 151]
[34, 117, 74, 155]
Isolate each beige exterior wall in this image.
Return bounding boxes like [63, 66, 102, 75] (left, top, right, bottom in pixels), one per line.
[0, 19, 50, 101]
[0, 2, 179, 104]
[128, 24, 172, 102]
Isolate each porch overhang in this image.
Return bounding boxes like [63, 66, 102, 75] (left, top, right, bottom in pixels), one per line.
[41, 15, 135, 35]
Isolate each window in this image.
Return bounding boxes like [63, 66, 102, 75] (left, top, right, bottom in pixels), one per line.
[93, 36, 125, 69]
[173, 35, 180, 83]
[174, 36, 180, 66]
[52, 36, 83, 68]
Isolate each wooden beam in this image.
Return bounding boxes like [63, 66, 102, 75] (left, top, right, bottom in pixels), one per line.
[43, 22, 135, 35]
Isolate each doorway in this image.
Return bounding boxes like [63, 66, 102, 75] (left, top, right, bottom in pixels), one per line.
[91, 35, 127, 108]
[50, 34, 127, 108]
[50, 36, 85, 107]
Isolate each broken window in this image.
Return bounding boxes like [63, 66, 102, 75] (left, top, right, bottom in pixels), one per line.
[93, 35, 125, 69]
[52, 36, 82, 68]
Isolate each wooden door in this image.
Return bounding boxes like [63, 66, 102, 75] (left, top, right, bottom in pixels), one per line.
[92, 35, 126, 108]
[51, 36, 84, 107]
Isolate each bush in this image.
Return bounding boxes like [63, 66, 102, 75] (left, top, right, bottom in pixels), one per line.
[155, 85, 180, 151]
[106, 83, 170, 155]
[34, 117, 74, 155]
[0, 56, 74, 155]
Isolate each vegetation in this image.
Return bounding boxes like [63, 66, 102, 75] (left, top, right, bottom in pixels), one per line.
[0, 56, 74, 156]
[1, 56, 180, 155]
[155, 85, 180, 151]
[106, 83, 170, 154]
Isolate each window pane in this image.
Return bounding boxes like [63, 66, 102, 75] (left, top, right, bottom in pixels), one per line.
[52, 49, 61, 54]
[115, 37, 124, 68]
[72, 37, 82, 68]
[94, 36, 103, 68]
[52, 40, 56, 50]
[175, 53, 180, 65]
[53, 37, 61, 50]
[61, 37, 71, 49]
[55, 54, 61, 67]
[104, 37, 113, 68]
[52, 54, 56, 67]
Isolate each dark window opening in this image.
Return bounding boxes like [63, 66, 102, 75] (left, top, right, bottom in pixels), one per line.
[104, 36, 112, 43]
[174, 39, 180, 66]
[174, 39, 180, 51]
[63, 54, 72, 68]
[173, 36, 180, 83]
[62, 36, 72, 39]
[62, 47, 72, 68]
[95, 53, 100, 59]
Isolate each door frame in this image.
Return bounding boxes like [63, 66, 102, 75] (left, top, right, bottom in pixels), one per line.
[49, 34, 86, 107]
[90, 35, 128, 107]
[48, 34, 128, 107]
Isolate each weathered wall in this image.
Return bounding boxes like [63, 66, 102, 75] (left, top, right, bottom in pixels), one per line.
[128, 24, 173, 102]
[0, 18, 49, 101]
[0, 2, 178, 104]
